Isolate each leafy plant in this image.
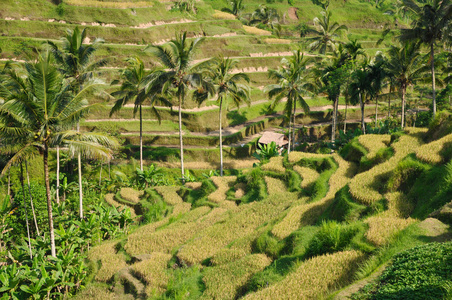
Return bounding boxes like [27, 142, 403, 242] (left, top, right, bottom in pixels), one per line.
[253, 142, 280, 165]
[136, 165, 164, 188]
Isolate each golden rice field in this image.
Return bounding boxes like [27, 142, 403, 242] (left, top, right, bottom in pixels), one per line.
[88, 126, 449, 299]
[208, 176, 237, 203]
[88, 241, 128, 282]
[264, 38, 292, 44]
[261, 156, 285, 173]
[416, 133, 452, 164]
[243, 251, 365, 299]
[119, 187, 143, 204]
[212, 10, 236, 20]
[365, 214, 415, 246]
[154, 186, 182, 205]
[202, 254, 272, 300]
[293, 165, 319, 188]
[243, 25, 272, 36]
[358, 134, 391, 159]
[130, 252, 172, 296]
[264, 176, 287, 195]
[349, 131, 424, 205]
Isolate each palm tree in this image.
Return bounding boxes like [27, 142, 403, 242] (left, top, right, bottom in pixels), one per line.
[146, 32, 204, 180]
[203, 57, 250, 176]
[47, 26, 106, 217]
[0, 53, 118, 257]
[222, 0, 244, 16]
[399, 0, 452, 117]
[110, 57, 169, 171]
[348, 61, 372, 134]
[367, 53, 387, 127]
[308, 8, 348, 54]
[386, 42, 425, 128]
[250, 4, 280, 27]
[314, 46, 351, 142]
[266, 50, 313, 154]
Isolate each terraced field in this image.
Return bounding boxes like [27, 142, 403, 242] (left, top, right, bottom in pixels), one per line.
[0, 0, 403, 159]
[78, 127, 452, 299]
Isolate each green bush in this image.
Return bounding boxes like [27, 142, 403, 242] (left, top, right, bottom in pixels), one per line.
[387, 154, 430, 193]
[352, 242, 452, 300]
[340, 138, 368, 163]
[359, 146, 394, 172]
[305, 220, 358, 257]
[321, 186, 368, 222]
[253, 231, 285, 259]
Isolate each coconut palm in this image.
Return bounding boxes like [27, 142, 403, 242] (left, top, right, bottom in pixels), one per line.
[110, 57, 170, 171]
[308, 8, 348, 54]
[348, 61, 373, 134]
[222, 0, 244, 16]
[202, 57, 250, 176]
[250, 5, 280, 27]
[47, 26, 106, 216]
[146, 32, 204, 180]
[399, 0, 452, 117]
[386, 42, 425, 128]
[266, 50, 313, 154]
[0, 53, 118, 257]
[367, 53, 387, 127]
[313, 46, 351, 142]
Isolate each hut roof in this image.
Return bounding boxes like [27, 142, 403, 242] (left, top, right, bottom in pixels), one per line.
[258, 132, 288, 146]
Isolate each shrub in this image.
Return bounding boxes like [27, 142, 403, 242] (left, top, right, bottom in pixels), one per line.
[322, 186, 368, 222]
[253, 231, 285, 259]
[387, 155, 430, 193]
[305, 220, 359, 257]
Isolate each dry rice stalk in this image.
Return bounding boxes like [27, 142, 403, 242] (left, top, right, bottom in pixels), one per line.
[264, 38, 292, 44]
[384, 192, 414, 218]
[243, 251, 365, 300]
[293, 165, 319, 189]
[154, 186, 183, 205]
[358, 134, 391, 159]
[202, 254, 272, 300]
[349, 133, 423, 205]
[243, 25, 272, 36]
[288, 151, 330, 163]
[208, 176, 237, 203]
[119, 187, 143, 204]
[264, 176, 287, 195]
[88, 241, 128, 282]
[130, 252, 172, 297]
[365, 214, 415, 247]
[176, 193, 295, 265]
[213, 10, 236, 19]
[105, 193, 137, 217]
[261, 156, 285, 173]
[416, 133, 452, 164]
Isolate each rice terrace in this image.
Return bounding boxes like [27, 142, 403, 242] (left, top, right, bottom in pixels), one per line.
[1, 0, 452, 298]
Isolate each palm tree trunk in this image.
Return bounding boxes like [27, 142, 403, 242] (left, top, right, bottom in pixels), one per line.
[401, 86, 406, 128]
[359, 92, 365, 134]
[287, 113, 292, 155]
[139, 104, 143, 172]
[375, 95, 378, 127]
[388, 97, 391, 119]
[44, 144, 56, 257]
[77, 122, 83, 219]
[178, 94, 185, 181]
[431, 43, 436, 117]
[56, 146, 60, 204]
[219, 99, 224, 176]
[7, 168, 11, 201]
[19, 163, 33, 259]
[292, 100, 296, 152]
[332, 96, 339, 142]
[343, 100, 348, 132]
[25, 160, 40, 237]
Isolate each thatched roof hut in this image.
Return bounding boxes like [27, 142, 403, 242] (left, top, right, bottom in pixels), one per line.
[258, 132, 288, 147]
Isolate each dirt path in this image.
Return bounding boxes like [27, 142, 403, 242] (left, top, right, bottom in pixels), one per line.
[287, 7, 299, 21]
